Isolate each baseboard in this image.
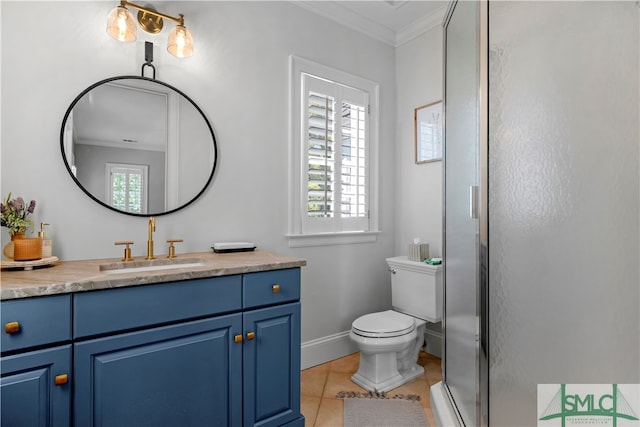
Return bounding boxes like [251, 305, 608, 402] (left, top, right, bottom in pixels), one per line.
[301, 330, 358, 369]
[430, 381, 462, 427]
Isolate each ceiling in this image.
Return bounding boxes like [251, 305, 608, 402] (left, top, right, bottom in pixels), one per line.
[293, 0, 448, 46]
[73, 80, 169, 152]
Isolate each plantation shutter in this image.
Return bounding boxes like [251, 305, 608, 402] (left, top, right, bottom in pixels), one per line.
[301, 73, 369, 234]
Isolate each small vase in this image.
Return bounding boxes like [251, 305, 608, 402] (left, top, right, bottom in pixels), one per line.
[3, 231, 25, 260]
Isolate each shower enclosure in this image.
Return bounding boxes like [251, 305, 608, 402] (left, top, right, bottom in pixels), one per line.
[433, 2, 640, 426]
[440, 1, 488, 426]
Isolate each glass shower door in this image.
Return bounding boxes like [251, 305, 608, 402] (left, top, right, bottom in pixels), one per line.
[443, 1, 487, 425]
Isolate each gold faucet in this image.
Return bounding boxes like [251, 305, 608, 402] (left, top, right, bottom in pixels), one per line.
[146, 217, 156, 260]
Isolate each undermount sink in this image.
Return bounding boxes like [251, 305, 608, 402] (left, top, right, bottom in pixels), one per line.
[99, 258, 205, 275]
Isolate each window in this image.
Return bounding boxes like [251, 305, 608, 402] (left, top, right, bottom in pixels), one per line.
[106, 163, 148, 214]
[289, 56, 379, 246]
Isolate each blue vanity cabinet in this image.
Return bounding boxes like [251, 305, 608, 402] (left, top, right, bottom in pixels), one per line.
[73, 275, 244, 427]
[1, 345, 72, 427]
[243, 302, 302, 427]
[242, 268, 303, 427]
[74, 314, 243, 427]
[0, 295, 73, 427]
[72, 268, 303, 427]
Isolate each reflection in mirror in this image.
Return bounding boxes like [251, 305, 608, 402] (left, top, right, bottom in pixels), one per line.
[61, 76, 217, 216]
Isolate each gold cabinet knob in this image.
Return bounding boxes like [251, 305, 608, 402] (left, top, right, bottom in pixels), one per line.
[4, 322, 20, 334]
[246, 332, 255, 341]
[272, 284, 280, 293]
[234, 334, 243, 343]
[54, 374, 68, 386]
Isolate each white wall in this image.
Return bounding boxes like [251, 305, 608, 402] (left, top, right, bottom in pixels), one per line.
[394, 25, 445, 357]
[1, 1, 402, 366]
[394, 26, 443, 258]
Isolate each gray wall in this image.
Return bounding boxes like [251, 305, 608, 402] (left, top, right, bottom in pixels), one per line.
[75, 144, 165, 214]
[394, 25, 443, 258]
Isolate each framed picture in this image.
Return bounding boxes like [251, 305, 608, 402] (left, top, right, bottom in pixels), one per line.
[414, 101, 443, 163]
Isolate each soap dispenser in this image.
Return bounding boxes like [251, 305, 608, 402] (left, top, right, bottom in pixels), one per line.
[38, 222, 52, 258]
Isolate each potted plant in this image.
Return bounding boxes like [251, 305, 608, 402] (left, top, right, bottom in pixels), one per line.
[1, 193, 41, 260]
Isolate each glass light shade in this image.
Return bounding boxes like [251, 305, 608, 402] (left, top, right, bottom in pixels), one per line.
[106, 6, 136, 42]
[167, 25, 194, 58]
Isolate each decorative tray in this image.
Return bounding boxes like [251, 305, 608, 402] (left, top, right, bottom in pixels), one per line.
[1, 256, 59, 271]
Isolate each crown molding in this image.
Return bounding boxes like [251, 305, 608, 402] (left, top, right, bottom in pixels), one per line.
[292, 1, 446, 47]
[396, 5, 446, 46]
[293, 1, 397, 46]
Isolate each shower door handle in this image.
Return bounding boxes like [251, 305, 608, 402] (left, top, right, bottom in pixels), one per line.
[470, 186, 479, 219]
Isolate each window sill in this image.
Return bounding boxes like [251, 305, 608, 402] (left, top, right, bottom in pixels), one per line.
[286, 231, 380, 248]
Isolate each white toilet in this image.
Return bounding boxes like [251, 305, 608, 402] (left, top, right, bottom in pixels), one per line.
[350, 256, 442, 392]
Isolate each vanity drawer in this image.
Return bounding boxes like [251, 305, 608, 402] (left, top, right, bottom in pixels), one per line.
[1, 295, 72, 353]
[74, 275, 242, 339]
[243, 268, 300, 309]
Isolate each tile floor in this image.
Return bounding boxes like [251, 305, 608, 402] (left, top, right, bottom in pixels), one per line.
[301, 351, 443, 426]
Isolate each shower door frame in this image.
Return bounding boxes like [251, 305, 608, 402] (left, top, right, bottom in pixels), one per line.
[441, 1, 489, 425]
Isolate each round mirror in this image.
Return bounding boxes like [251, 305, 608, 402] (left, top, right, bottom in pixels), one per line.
[60, 76, 217, 217]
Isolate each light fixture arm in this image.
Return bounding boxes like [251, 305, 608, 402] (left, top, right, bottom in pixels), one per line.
[119, 0, 185, 26]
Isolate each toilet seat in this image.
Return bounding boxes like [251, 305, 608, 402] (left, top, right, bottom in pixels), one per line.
[352, 310, 416, 338]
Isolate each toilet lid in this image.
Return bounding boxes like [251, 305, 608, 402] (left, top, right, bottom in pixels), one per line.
[352, 310, 416, 338]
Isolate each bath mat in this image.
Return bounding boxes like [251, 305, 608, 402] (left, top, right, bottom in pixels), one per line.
[338, 391, 429, 427]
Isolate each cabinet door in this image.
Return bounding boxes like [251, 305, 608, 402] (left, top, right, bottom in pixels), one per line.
[1, 345, 71, 427]
[74, 314, 242, 427]
[243, 302, 302, 427]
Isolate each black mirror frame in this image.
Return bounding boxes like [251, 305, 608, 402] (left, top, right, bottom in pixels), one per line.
[60, 75, 218, 217]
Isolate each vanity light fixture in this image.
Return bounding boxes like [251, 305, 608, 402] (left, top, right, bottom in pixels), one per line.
[106, 0, 194, 58]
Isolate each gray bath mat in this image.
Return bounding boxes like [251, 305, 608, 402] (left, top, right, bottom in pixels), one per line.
[339, 392, 429, 427]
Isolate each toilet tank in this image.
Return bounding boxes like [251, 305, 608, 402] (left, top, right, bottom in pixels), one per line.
[387, 256, 442, 323]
